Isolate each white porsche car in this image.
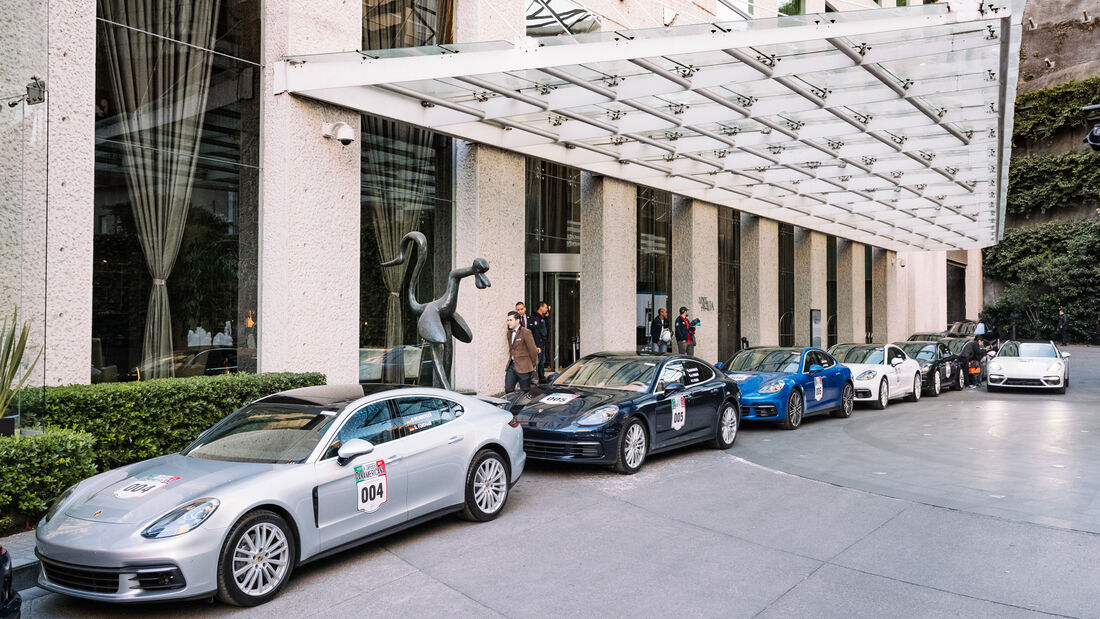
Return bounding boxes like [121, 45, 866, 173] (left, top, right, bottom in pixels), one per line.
[828, 343, 923, 409]
[987, 340, 1070, 393]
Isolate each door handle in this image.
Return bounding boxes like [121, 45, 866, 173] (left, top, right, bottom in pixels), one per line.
[388, 454, 404, 464]
[448, 435, 464, 444]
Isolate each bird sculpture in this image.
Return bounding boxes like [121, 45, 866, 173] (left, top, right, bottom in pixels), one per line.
[381, 231, 491, 390]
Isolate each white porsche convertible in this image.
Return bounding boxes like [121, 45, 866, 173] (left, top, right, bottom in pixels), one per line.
[828, 343, 923, 409]
[987, 340, 1070, 394]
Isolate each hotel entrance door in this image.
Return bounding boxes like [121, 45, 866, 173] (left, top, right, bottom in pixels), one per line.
[526, 254, 580, 372]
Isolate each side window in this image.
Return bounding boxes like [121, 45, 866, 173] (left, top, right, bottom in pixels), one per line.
[324, 401, 399, 459]
[803, 351, 820, 372]
[939, 344, 950, 359]
[392, 397, 464, 437]
[657, 361, 685, 390]
[888, 347, 905, 365]
[684, 361, 714, 384]
[817, 352, 835, 368]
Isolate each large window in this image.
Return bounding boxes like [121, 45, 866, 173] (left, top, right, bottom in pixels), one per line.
[826, 235, 838, 348]
[778, 223, 795, 347]
[92, 0, 261, 382]
[637, 188, 672, 348]
[718, 208, 741, 360]
[360, 0, 454, 385]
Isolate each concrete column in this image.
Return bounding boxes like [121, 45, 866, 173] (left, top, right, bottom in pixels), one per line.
[871, 247, 901, 343]
[836, 239, 866, 344]
[794, 229, 827, 347]
[259, 0, 362, 383]
[580, 174, 636, 354]
[671, 198, 718, 362]
[451, 0, 526, 396]
[739, 213, 778, 348]
[965, 248, 984, 320]
[451, 144, 525, 395]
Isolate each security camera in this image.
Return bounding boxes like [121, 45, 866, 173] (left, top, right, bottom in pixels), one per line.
[1084, 105, 1100, 152]
[321, 121, 356, 146]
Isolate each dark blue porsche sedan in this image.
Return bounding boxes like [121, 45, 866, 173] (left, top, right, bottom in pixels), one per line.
[506, 352, 740, 474]
[720, 347, 853, 430]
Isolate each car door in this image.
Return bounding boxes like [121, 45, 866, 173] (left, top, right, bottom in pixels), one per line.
[802, 351, 828, 412]
[683, 361, 722, 434]
[314, 400, 409, 551]
[654, 360, 689, 446]
[816, 351, 845, 407]
[389, 396, 468, 519]
[886, 346, 907, 393]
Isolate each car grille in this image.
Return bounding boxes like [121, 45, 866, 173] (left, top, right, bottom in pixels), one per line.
[524, 439, 602, 459]
[41, 560, 120, 594]
[855, 389, 872, 399]
[1004, 378, 1045, 386]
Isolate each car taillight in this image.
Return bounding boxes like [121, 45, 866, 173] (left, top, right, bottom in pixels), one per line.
[508, 416, 519, 428]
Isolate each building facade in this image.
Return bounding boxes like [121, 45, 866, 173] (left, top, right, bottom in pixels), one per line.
[1, 0, 998, 398]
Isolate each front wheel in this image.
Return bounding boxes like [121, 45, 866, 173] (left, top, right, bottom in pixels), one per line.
[831, 383, 854, 418]
[904, 374, 922, 402]
[461, 449, 511, 521]
[709, 402, 739, 449]
[781, 390, 803, 430]
[953, 365, 965, 390]
[928, 369, 942, 397]
[216, 510, 296, 607]
[872, 378, 889, 410]
[614, 418, 648, 474]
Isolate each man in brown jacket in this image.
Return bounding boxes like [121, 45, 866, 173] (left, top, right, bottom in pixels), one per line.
[505, 310, 539, 393]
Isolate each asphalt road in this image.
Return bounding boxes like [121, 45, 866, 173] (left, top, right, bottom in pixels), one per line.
[21, 346, 1100, 618]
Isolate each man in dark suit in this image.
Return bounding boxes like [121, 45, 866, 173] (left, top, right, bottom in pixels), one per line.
[505, 311, 539, 393]
[528, 302, 550, 383]
[1058, 309, 1069, 346]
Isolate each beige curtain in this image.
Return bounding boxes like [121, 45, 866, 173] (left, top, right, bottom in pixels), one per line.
[99, 0, 220, 378]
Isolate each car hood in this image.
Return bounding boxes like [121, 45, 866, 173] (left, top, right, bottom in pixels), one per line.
[63, 453, 279, 525]
[845, 363, 888, 376]
[508, 386, 627, 430]
[992, 357, 1060, 370]
[724, 371, 789, 394]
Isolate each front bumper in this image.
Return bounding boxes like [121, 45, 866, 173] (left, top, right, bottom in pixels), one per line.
[987, 373, 1063, 389]
[739, 396, 784, 421]
[521, 427, 618, 464]
[852, 378, 881, 402]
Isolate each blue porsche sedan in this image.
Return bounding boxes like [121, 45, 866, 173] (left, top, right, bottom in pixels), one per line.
[719, 347, 853, 430]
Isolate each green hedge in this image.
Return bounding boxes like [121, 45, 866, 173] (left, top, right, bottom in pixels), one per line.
[18, 372, 326, 471]
[1007, 151, 1100, 216]
[1013, 77, 1100, 145]
[983, 218, 1100, 341]
[0, 428, 97, 533]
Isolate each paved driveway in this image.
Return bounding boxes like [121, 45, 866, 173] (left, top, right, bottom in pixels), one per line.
[21, 346, 1100, 618]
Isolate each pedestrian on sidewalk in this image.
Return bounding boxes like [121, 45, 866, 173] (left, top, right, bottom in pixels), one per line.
[1058, 309, 1069, 346]
[529, 302, 550, 383]
[515, 301, 529, 329]
[505, 311, 539, 393]
[651, 308, 671, 353]
[675, 307, 697, 356]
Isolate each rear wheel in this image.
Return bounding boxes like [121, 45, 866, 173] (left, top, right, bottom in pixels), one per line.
[872, 379, 889, 410]
[461, 449, 510, 521]
[831, 383, 854, 418]
[216, 510, 295, 607]
[904, 374, 922, 402]
[614, 418, 648, 474]
[708, 402, 739, 449]
[781, 390, 803, 430]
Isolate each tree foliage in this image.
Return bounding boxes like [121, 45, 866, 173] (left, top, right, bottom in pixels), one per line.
[1007, 151, 1100, 216]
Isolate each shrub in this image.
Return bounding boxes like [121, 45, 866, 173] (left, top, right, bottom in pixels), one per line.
[18, 372, 325, 471]
[1007, 152, 1100, 216]
[0, 428, 97, 533]
[1013, 77, 1100, 145]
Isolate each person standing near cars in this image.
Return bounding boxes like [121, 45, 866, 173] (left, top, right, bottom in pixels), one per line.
[1058, 309, 1069, 346]
[675, 307, 696, 356]
[528, 302, 550, 383]
[515, 301, 529, 329]
[961, 337, 984, 389]
[650, 307, 671, 352]
[505, 311, 539, 393]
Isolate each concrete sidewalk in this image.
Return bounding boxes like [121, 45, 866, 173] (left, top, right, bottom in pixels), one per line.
[1, 529, 37, 592]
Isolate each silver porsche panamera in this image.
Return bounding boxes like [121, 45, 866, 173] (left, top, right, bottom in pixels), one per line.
[35, 384, 525, 606]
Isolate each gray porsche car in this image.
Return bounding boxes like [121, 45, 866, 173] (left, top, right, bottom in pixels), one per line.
[35, 384, 524, 606]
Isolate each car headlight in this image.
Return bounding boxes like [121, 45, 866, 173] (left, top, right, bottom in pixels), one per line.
[855, 370, 877, 381]
[576, 405, 620, 426]
[142, 498, 220, 539]
[759, 381, 785, 394]
[920, 363, 931, 374]
[43, 483, 79, 524]
[990, 362, 1002, 372]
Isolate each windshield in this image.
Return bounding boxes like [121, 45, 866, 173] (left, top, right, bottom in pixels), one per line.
[943, 339, 967, 354]
[553, 357, 658, 392]
[997, 342, 1057, 358]
[901, 343, 937, 361]
[829, 345, 884, 364]
[184, 403, 338, 463]
[725, 348, 802, 373]
[908, 333, 938, 341]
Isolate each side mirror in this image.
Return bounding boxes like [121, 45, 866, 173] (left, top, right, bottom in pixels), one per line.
[337, 438, 374, 466]
[715, 361, 723, 369]
[661, 382, 686, 398]
[1061, 352, 1071, 359]
[807, 364, 824, 375]
[987, 350, 997, 358]
[890, 357, 904, 366]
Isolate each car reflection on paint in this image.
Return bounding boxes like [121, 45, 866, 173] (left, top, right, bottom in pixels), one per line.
[506, 352, 741, 474]
[719, 347, 854, 430]
[35, 384, 524, 607]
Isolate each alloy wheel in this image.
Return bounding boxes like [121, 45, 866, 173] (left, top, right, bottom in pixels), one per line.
[720, 405, 738, 445]
[473, 457, 508, 515]
[232, 522, 290, 597]
[624, 423, 647, 469]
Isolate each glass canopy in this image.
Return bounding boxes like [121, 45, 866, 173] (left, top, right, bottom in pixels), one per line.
[277, 0, 1023, 251]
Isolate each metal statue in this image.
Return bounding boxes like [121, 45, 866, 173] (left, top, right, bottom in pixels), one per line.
[381, 231, 491, 390]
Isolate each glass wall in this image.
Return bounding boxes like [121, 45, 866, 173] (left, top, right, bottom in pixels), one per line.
[92, 0, 261, 381]
[637, 187, 672, 348]
[778, 223, 795, 347]
[360, 0, 454, 384]
[826, 235, 838, 348]
[865, 245, 874, 343]
[717, 208, 741, 361]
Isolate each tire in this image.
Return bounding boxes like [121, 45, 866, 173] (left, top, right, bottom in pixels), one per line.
[872, 378, 889, 410]
[708, 401, 739, 449]
[460, 449, 510, 521]
[216, 509, 296, 607]
[831, 382, 854, 418]
[953, 365, 965, 391]
[781, 390, 803, 430]
[928, 369, 942, 397]
[904, 374, 922, 402]
[614, 417, 648, 474]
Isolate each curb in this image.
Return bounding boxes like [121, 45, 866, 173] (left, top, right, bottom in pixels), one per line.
[13, 559, 38, 592]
